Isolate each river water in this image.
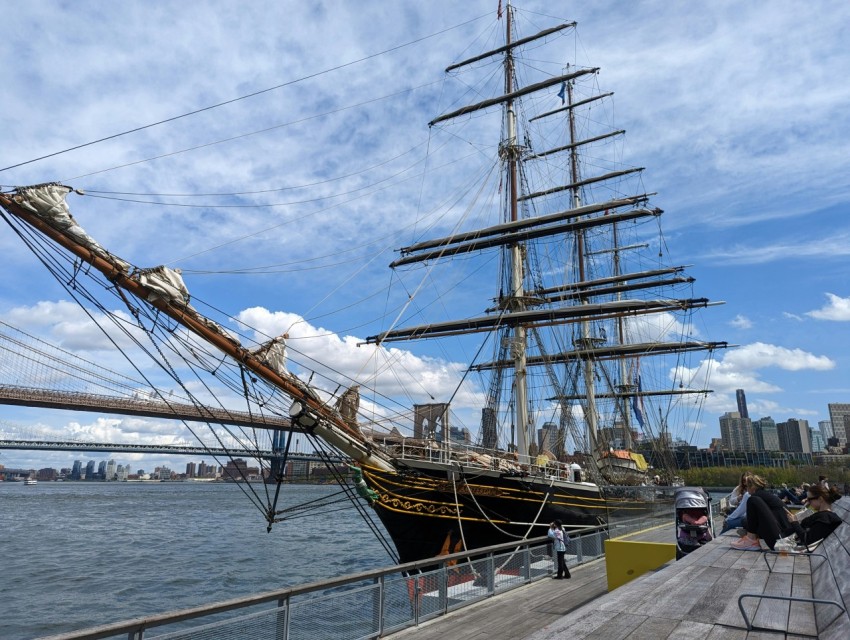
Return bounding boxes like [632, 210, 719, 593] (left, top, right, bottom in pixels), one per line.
[0, 481, 392, 639]
[2, 481, 725, 639]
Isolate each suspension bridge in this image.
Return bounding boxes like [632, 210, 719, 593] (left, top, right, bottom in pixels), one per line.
[0, 319, 342, 464]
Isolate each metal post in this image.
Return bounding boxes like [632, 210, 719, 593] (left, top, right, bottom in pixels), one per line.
[486, 553, 495, 594]
[523, 544, 531, 582]
[275, 595, 289, 640]
[413, 574, 421, 626]
[373, 575, 384, 638]
[439, 566, 448, 613]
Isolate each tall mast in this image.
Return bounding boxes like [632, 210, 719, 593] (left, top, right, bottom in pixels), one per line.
[566, 78, 599, 456]
[613, 222, 635, 450]
[503, 4, 530, 458]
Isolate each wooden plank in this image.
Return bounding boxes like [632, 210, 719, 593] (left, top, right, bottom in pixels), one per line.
[659, 620, 717, 639]
[765, 551, 795, 574]
[819, 615, 850, 640]
[621, 616, 679, 639]
[685, 565, 747, 625]
[704, 627, 747, 640]
[792, 554, 812, 576]
[623, 563, 718, 619]
[749, 571, 791, 632]
[712, 567, 770, 628]
[730, 550, 765, 570]
[526, 608, 625, 639]
[787, 566, 816, 637]
[830, 497, 849, 519]
[582, 612, 647, 639]
[705, 546, 750, 569]
[596, 564, 711, 613]
[693, 543, 736, 567]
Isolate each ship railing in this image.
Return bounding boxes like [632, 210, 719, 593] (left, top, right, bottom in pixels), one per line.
[34, 522, 630, 640]
[386, 437, 580, 482]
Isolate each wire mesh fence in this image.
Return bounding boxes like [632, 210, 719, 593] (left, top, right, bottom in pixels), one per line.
[41, 526, 620, 640]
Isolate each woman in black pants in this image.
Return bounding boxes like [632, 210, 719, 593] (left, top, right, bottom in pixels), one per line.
[731, 475, 794, 550]
[789, 483, 842, 548]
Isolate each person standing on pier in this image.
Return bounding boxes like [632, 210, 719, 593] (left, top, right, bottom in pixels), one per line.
[548, 520, 571, 579]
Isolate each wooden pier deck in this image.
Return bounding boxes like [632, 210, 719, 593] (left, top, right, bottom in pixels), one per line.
[386, 522, 672, 640]
[388, 501, 850, 639]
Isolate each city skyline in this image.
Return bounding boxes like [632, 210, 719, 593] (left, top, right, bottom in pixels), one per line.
[4, 388, 847, 473]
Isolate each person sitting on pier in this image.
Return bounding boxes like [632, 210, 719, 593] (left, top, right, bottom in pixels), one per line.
[786, 483, 842, 549]
[720, 480, 750, 534]
[724, 471, 751, 514]
[731, 475, 795, 551]
[778, 482, 807, 505]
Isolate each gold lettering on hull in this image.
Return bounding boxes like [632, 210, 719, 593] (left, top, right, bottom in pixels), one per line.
[432, 481, 504, 497]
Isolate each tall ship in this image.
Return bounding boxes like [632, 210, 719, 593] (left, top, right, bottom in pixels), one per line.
[0, 3, 726, 564]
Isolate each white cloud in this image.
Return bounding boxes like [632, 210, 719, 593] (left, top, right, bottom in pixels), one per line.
[625, 312, 696, 343]
[675, 342, 834, 416]
[806, 293, 850, 321]
[235, 306, 483, 412]
[722, 342, 834, 373]
[701, 234, 850, 266]
[729, 314, 752, 329]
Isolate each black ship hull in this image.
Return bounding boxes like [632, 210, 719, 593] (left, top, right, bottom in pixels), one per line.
[362, 460, 609, 563]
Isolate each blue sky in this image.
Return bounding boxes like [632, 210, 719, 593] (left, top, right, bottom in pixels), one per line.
[2, 0, 850, 472]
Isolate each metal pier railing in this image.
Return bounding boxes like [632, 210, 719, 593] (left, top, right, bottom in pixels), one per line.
[36, 524, 620, 640]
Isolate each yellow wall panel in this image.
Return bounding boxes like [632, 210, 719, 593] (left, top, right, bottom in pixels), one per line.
[604, 540, 676, 591]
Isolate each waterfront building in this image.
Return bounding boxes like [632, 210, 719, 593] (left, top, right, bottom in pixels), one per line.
[71, 460, 82, 480]
[106, 459, 117, 481]
[186, 462, 196, 478]
[708, 437, 724, 451]
[777, 418, 812, 453]
[647, 448, 814, 470]
[827, 404, 850, 447]
[599, 422, 636, 450]
[85, 460, 96, 480]
[97, 460, 107, 480]
[288, 459, 310, 479]
[810, 428, 826, 453]
[481, 406, 497, 450]
[819, 419, 834, 441]
[449, 426, 471, 445]
[752, 416, 780, 451]
[37, 467, 58, 481]
[538, 422, 558, 454]
[735, 389, 749, 419]
[221, 458, 259, 481]
[719, 411, 755, 451]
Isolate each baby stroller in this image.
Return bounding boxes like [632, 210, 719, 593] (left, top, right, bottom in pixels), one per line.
[675, 487, 715, 560]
